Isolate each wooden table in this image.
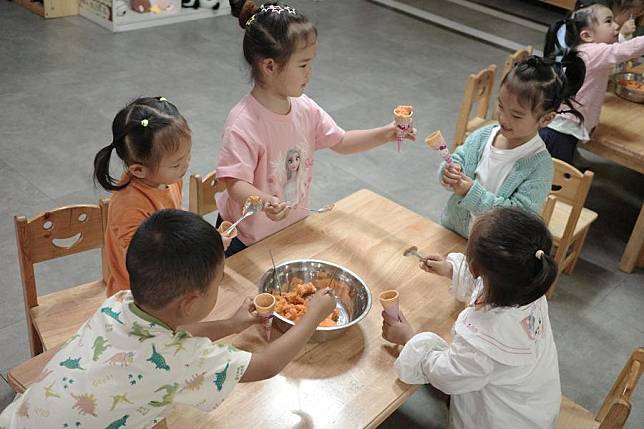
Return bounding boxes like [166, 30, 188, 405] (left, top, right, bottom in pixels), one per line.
[9, 190, 467, 428]
[584, 93, 644, 273]
[166, 189, 467, 428]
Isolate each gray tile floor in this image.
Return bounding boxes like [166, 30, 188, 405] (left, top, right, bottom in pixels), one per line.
[1, 0, 643, 427]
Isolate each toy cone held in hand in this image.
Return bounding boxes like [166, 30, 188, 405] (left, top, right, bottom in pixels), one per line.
[379, 290, 400, 321]
[217, 221, 238, 239]
[393, 105, 413, 151]
[254, 293, 276, 341]
[425, 130, 453, 165]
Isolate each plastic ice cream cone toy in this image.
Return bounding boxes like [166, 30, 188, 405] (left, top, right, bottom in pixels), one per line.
[254, 293, 276, 341]
[425, 130, 453, 165]
[217, 221, 238, 239]
[379, 289, 400, 321]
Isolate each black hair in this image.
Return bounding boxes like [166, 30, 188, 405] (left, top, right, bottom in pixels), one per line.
[126, 209, 224, 309]
[467, 207, 558, 307]
[231, 1, 317, 83]
[93, 97, 191, 191]
[545, 1, 607, 55]
[500, 54, 586, 123]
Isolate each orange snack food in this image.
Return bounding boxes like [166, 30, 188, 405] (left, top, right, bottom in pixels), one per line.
[274, 279, 340, 327]
[394, 105, 413, 117]
[619, 79, 644, 92]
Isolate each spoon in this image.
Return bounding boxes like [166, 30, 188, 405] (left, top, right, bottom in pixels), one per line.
[403, 246, 427, 261]
[289, 203, 335, 213]
[224, 196, 264, 235]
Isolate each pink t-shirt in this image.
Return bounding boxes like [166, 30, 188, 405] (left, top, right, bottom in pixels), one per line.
[558, 36, 644, 133]
[216, 94, 345, 245]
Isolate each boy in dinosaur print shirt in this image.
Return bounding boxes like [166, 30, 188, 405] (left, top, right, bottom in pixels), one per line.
[0, 209, 336, 429]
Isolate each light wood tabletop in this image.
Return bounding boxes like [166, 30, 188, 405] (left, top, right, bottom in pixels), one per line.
[9, 189, 467, 428]
[583, 92, 644, 273]
[164, 189, 467, 428]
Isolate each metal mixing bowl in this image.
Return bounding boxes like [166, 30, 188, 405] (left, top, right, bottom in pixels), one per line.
[612, 72, 644, 103]
[258, 259, 372, 342]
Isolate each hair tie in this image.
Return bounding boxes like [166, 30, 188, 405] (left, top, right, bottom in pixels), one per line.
[535, 250, 545, 260]
[159, 97, 167, 102]
[141, 119, 149, 127]
[245, 13, 257, 28]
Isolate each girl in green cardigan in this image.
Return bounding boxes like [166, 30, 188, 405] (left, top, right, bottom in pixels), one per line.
[440, 55, 585, 237]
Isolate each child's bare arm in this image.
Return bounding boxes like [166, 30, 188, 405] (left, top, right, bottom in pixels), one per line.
[222, 178, 289, 221]
[332, 123, 416, 154]
[179, 297, 259, 341]
[419, 254, 454, 278]
[240, 289, 336, 382]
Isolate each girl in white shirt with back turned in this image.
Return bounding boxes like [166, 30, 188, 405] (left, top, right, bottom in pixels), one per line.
[382, 207, 561, 429]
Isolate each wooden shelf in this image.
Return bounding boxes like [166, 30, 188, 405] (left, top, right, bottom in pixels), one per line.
[15, 0, 79, 18]
[541, 0, 575, 10]
[80, 0, 229, 32]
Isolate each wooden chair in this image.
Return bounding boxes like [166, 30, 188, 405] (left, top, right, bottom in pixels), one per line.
[494, 46, 533, 119]
[452, 64, 497, 151]
[557, 347, 644, 429]
[189, 170, 226, 216]
[15, 199, 110, 356]
[541, 160, 598, 297]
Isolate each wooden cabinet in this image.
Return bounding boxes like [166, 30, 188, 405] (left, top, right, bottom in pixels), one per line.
[15, 0, 79, 18]
[542, 0, 576, 10]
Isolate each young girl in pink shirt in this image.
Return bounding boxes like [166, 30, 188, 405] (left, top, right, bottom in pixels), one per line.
[540, 0, 644, 163]
[216, 1, 416, 256]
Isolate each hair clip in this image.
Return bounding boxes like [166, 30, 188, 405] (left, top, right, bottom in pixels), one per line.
[246, 13, 257, 28]
[141, 119, 149, 127]
[284, 5, 296, 14]
[535, 250, 544, 260]
[159, 97, 167, 102]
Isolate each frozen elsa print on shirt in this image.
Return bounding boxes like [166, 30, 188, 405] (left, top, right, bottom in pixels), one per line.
[270, 145, 311, 206]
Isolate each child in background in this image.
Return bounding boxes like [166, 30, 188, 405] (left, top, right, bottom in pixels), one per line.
[541, 1, 644, 163]
[94, 97, 190, 296]
[217, 1, 415, 256]
[439, 55, 585, 238]
[0, 209, 336, 429]
[382, 207, 560, 429]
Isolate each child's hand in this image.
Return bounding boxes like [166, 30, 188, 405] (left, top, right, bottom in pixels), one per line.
[230, 297, 260, 332]
[307, 288, 337, 322]
[440, 163, 462, 188]
[452, 173, 473, 197]
[420, 254, 453, 278]
[387, 121, 417, 142]
[620, 18, 636, 37]
[264, 196, 290, 221]
[381, 310, 415, 345]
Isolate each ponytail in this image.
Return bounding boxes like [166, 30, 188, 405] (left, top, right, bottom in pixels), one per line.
[93, 143, 129, 191]
[525, 251, 558, 304]
[545, 1, 603, 57]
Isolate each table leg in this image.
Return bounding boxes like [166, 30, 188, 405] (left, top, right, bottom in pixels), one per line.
[619, 203, 644, 273]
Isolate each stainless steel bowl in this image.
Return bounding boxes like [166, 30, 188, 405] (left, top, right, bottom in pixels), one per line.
[612, 72, 644, 103]
[258, 259, 372, 342]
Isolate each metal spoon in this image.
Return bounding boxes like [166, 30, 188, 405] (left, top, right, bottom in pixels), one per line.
[403, 246, 427, 261]
[224, 197, 264, 235]
[289, 203, 335, 213]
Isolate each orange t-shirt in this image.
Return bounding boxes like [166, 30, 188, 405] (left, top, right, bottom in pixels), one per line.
[105, 177, 183, 296]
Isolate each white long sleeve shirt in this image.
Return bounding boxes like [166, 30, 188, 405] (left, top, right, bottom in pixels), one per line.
[395, 253, 561, 429]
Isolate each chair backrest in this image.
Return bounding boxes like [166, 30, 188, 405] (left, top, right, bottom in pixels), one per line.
[453, 64, 497, 151]
[495, 46, 533, 119]
[596, 347, 644, 428]
[189, 170, 226, 216]
[15, 201, 108, 313]
[549, 159, 594, 250]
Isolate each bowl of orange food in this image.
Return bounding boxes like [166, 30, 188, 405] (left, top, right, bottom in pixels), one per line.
[258, 260, 372, 342]
[612, 72, 644, 103]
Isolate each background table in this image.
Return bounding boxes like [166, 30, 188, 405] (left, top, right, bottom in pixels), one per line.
[584, 92, 644, 272]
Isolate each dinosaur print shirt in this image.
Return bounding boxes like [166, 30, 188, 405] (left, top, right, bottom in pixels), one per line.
[0, 291, 251, 429]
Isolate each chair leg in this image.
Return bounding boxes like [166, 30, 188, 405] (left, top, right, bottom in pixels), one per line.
[565, 229, 589, 275]
[27, 320, 44, 357]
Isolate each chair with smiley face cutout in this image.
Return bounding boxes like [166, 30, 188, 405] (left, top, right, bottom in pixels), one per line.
[14, 199, 110, 356]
